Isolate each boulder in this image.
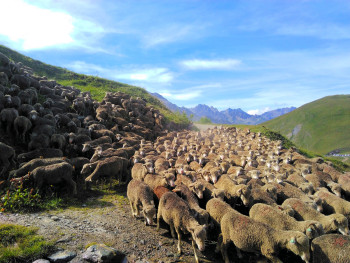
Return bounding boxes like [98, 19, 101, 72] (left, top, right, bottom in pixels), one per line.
[81, 244, 126, 263]
[48, 250, 77, 263]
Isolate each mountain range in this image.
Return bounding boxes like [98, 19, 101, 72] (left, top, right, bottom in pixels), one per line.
[151, 92, 296, 125]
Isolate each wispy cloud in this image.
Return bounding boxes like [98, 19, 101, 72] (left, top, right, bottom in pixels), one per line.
[142, 24, 196, 48]
[180, 59, 242, 70]
[160, 90, 202, 101]
[67, 61, 174, 84]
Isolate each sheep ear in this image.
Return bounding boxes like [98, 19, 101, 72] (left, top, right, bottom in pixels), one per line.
[306, 227, 312, 232]
[172, 188, 180, 193]
[188, 183, 195, 188]
[237, 188, 243, 194]
[290, 237, 296, 244]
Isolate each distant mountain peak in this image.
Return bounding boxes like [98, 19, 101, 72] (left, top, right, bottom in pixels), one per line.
[151, 92, 296, 125]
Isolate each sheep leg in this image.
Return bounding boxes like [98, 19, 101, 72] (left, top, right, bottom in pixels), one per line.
[129, 201, 136, 217]
[215, 234, 223, 253]
[262, 246, 283, 263]
[220, 238, 230, 263]
[235, 246, 243, 259]
[156, 206, 162, 231]
[176, 227, 182, 254]
[192, 239, 200, 263]
[169, 223, 176, 239]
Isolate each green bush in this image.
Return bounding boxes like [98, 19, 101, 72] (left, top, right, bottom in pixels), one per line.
[0, 180, 63, 213]
[198, 117, 213, 124]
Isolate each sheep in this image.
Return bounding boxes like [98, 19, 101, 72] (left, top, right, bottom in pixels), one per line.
[17, 148, 63, 164]
[219, 210, 310, 263]
[127, 179, 157, 225]
[338, 173, 350, 198]
[249, 203, 324, 239]
[144, 173, 170, 190]
[157, 191, 207, 255]
[13, 115, 32, 143]
[0, 107, 19, 134]
[9, 157, 69, 179]
[173, 183, 210, 226]
[50, 134, 66, 151]
[84, 156, 129, 183]
[271, 182, 316, 205]
[214, 174, 251, 206]
[206, 197, 235, 227]
[153, 185, 171, 201]
[28, 134, 50, 151]
[90, 147, 129, 162]
[0, 142, 16, 178]
[282, 198, 349, 235]
[311, 234, 350, 263]
[18, 104, 34, 118]
[314, 189, 350, 220]
[131, 163, 148, 180]
[81, 136, 113, 152]
[30, 162, 77, 195]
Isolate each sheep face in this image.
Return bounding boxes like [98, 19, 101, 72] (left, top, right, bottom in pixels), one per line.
[238, 186, 251, 206]
[165, 173, 175, 187]
[331, 214, 349, 235]
[286, 234, 310, 263]
[190, 226, 206, 252]
[143, 205, 156, 226]
[305, 223, 322, 239]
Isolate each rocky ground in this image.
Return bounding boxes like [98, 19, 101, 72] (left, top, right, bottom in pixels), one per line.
[0, 185, 226, 263]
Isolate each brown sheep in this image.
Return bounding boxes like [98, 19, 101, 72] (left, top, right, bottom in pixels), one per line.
[14, 115, 32, 143]
[30, 162, 76, 195]
[84, 156, 129, 183]
[0, 142, 16, 178]
[127, 179, 157, 225]
[311, 234, 350, 263]
[157, 191, 207, 255]
[173, 183, 210, 226]
[250, 203, 324, 239]
[219, 210, 310, 263]
[282, 198, 349, 235]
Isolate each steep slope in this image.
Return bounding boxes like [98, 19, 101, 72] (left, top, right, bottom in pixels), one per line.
[0, 45, 191, 128]
[263, 95, 350, 154]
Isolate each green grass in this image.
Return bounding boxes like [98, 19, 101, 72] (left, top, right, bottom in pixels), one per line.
[261, 95, 350, 155]
[0, 224, 55, 263]
[0, 45, 190, 128]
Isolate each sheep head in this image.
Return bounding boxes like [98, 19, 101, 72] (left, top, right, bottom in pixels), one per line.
[189, 182, 204, 199]
[143, 204, 156, 226]
[237, 185, 251, 206]
[189, 225, 206, 252]
[330, 214, 349, 235]
[285, 233, 310, 263]
[304, 221, 323, 239]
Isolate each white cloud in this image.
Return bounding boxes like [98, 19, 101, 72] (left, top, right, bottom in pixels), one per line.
[0, 0, 74, 49]
[161, 90, 202, 101]
[181, 59, 242, 70]
[67, 61, 174, 84]
[247, 107, 271, 115]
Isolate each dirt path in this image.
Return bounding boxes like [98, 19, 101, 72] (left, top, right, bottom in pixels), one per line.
[0, 186, 222, 263]
[193, 124, 219, 131]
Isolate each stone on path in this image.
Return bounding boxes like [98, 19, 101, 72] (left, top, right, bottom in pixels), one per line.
[81, 244, 127, 263]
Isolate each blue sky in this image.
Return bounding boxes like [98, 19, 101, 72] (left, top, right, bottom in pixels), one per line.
[1, 0, 350, 114]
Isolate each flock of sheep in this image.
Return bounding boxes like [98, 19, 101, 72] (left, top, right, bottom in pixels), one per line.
[0, 51, 166, 196]
[128, 127, 350, 263]
[1, 51, 350, 263]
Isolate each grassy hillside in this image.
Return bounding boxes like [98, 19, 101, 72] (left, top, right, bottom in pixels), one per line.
[0, 45, 190, 128]
[262, 95, 350, 155]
